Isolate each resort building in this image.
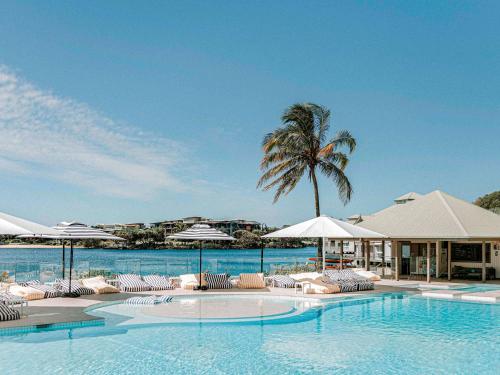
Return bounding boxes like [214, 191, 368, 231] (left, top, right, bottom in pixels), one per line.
[94, 223, 145, 232]
[351, 190, 500, 282]
[151, 217, 263, 235]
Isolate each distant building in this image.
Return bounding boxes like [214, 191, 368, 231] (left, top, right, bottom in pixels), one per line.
[151, 217, 263, 235]
[94, 223, 145, 232]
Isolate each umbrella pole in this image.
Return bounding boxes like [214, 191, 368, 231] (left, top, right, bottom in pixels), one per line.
[260, 241, 264, 273]
[199, 241, 202, 289]
[69, 239, 74, 294]
[62, 240, 66, 279]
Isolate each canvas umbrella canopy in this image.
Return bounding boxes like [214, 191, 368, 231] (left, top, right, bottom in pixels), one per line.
[0, 211, 62, 236]
[262, 215, 386, 270]
[167, 224, 235, 289]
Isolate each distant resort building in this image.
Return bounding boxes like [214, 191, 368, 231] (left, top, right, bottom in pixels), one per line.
[334, 190, 500, 282]
[94, 223, 145, 232]
[150, 217, 263, 235]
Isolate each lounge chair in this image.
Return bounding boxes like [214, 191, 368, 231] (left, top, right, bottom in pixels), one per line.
[21, 280, 62, 298]
[352, 268, 381, 281]
[0, 292, 28, 314]
[81, 276, 119, 294]
[179, 273, 206, 290]
[323, 269, 374, 292]
[117, 274, 151, 292]
[268, 275, 296, 288]
[8, 284, 45, 300]
[237, 273, 265, 289]
[205, 273, 232, 289]
[289, 273, 340, 294]
[124, 295, 173, 305]
[142, 275, 175, 291]
[56, 279, 95, 296]
[0, 303, 20, 321]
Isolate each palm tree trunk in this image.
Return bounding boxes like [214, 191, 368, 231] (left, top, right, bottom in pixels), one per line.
[311, 167, 322, 267]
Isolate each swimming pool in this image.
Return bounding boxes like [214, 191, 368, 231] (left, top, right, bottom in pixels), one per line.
[0, 294, 498, 374]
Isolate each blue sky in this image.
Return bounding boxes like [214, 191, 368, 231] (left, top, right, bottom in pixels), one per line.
[0, 1, 499, 227]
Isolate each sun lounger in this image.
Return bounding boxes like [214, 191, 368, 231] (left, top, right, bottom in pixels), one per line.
[142, 275, 175, 291]
[205, 273, 233, 289]
[56, 279, 95, 296]
[288, 274, 340, 294]
[352, 268, 381, 281]
[117, 274, 151, 292]
[268, 275, 296, 288]
[237, 273, 265, 289]
[179, 273, 207, 290]
[21, 280, 61, 298]
[0, 303, 20, 321]
[323, 269, 374, 292]
[81, 276, 119, 294]
[0, 292, 28, 314]
[8, 284, 45, 300]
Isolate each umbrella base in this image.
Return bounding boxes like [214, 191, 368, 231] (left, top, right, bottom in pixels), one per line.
[63, 292, 81, 298]
[193, 286, 208, 291]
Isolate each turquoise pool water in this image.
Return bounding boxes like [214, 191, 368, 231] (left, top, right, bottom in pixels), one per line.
[0, 294, 498, 374]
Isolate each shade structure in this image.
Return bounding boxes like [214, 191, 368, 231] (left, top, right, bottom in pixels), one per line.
[262, 215, 386, 239]
[168, 224, 235, 289]
[263, 215, 386, 271]
[0, 211, 62, 237]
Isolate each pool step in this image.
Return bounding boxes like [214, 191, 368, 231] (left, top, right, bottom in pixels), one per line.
[461, 290, 500, 303]
[421, 290, 468, 299]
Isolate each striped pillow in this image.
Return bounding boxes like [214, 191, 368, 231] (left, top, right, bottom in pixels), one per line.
[117, 274, 151, 292]
[0, 303, 20, 321]
[271, 275, 296, 288]
[204, 273, 232, 289]
[143, 275, 175, 290]
[57, 279, 95, 295]
[238, 273, 266, 289]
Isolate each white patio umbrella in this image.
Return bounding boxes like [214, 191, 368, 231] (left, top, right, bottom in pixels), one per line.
[262, 215, 386, 270]
[168, 224, 235, 289]
[0, 211, 62, 236]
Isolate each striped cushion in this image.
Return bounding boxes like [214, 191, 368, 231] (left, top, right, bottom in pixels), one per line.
[124, 295, 173, 305]
[205, 273, 232, 289]
[271, 275, 296, 288]
[22, 280, 61, 298]
[57, 279, 95, 295]
[0, 303, 20, 321]
[143, 275, 175, 291]
[238, 273, 266, 289]
[356, 280, 375, 291]
[117, 274, 151, 292]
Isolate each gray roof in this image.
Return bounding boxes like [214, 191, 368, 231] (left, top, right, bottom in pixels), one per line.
[357, 190, 500, 239]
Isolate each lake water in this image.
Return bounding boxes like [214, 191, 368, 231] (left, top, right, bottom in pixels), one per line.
[0, 247, 317, 282]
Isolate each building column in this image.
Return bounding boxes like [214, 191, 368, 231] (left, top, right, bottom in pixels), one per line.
[447, 241, 452, 281]
[365, 240, 370, 271]
[426, 241, 431, 283]
[393, 241, 399, 281]
[381, 240, 386, 277]
[482, 241, 486, 283]
[339, 241, 344, 270]
[435, 241, 441, 279]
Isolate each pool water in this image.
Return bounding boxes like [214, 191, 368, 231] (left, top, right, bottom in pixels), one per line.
[0, 294, 498, 374]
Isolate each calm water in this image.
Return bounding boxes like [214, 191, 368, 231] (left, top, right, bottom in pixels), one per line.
[0, 294, 498, 374]
[0, 247, 317, 281]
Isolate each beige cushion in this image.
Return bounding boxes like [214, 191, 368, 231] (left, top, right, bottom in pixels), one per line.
[238, 273, 266, 289]
[180, 273, 206, 289]
[9, 284, 45, 300]
[352, 269, 381, 281]
[81, 276, 119, 294]
[289, 272, 322, 281]
[298, 278, 340, 294]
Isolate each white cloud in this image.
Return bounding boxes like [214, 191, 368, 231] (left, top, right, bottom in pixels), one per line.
[0, 65, 185, 198]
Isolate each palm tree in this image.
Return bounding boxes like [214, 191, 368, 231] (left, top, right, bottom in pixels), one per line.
[257, 103, 356, 260]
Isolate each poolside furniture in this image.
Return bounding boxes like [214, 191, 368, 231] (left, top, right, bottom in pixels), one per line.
[8, 284, 45, 300]
[124, 295, 173, 305]
[20, 280, 62, 298]
[352, 269, 381, 281]
[268, 275, 296, 288]
[0, 293, 28, 316]
[142, 275, 176, 291]
[56, 279, 95, 296]
[117, 274, 151, 292]
[81, 276, 120, 294]
[237, 273, 265, 289]
[323, 269, 374, 292]
[205, 273, 232, 289]
[289, 273, 341, 294]
[179, 273, 207, 290]
[0, 303, 20, 321]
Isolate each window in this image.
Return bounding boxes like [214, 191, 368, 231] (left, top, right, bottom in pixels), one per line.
[451, 243, 491, 262]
